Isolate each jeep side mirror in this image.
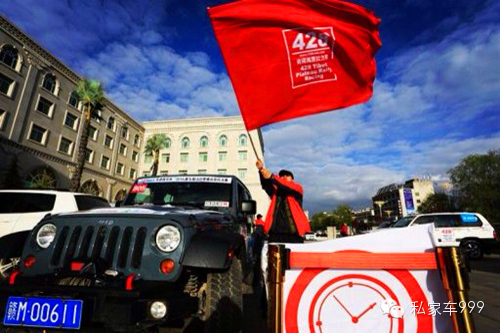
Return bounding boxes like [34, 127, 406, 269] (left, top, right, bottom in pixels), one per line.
[241, 200, 256, 215]
[115, 200, 123, 207]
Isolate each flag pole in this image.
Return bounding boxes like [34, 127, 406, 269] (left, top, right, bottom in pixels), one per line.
[247, 129, 260, 160]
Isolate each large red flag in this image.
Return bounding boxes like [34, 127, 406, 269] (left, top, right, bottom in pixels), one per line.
[208, 0, 381, 130]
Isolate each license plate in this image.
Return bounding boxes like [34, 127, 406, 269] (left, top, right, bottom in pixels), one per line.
[3, 297, 82, 329]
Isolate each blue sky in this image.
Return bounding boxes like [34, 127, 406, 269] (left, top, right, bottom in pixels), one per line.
[1, 0, 499, 213]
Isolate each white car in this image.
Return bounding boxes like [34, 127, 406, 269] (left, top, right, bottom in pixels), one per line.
[0, 190, 109, 277]
[304, 232, 316, 241]
[392, 212, 498, 259]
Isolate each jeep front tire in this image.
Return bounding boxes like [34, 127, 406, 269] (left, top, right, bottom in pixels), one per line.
[202, 259, 243, 333]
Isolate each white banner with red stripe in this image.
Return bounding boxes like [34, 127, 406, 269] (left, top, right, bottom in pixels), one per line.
[282, 225, 454, 332]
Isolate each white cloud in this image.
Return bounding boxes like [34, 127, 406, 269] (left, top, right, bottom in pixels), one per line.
[65, 0, 499, 213]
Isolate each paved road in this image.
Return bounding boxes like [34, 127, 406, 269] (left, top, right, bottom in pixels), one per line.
[469, 254, 500, 333]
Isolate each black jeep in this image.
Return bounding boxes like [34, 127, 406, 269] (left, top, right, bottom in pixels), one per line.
[0, 175, 256, 332]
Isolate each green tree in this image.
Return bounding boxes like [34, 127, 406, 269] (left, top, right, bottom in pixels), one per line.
[310, 212, 334, 231]
[448, 150, 500, 221]
[144, 134, 168, 176]
[419, 193, 455, 213]
[70, 79, 105, 192]
[332, 204, 353, 227]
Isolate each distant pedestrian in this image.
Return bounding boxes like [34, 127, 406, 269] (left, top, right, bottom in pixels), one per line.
[254, 214, 265, 228]
[340, 223, 349, 237]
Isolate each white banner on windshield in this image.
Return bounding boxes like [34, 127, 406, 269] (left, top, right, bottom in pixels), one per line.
[137, 176, 232, 184]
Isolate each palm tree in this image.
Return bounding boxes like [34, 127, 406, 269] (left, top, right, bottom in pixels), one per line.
[144, 134, 168, 176]
[70, 79, 104, 192]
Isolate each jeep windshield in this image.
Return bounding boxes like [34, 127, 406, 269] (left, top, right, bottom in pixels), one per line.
[123, 176, 232, 211]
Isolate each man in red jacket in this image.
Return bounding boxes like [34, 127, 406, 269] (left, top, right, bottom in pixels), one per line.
[256, 159, 310, 243]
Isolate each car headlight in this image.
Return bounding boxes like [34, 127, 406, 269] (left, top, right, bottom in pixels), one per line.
[156, 225, 181, 252]
[36, 224, 57, 249]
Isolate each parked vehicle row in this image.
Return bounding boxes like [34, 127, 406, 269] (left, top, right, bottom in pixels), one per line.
[387, 213, 498, 259]
[0, 190, 110, 278]
[0, 175, 256, 332]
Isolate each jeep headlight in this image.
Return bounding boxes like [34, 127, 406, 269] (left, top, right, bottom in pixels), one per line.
[36, 224, 57, 249]
[156, 225, 181, 252]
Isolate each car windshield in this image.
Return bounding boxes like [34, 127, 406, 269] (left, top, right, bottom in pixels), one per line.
[123, 176, 232, 211]
[393, 216, 414, 228]
[379, 221, 392, 228]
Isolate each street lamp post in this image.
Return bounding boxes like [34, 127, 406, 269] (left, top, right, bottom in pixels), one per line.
[374, 200, 386, 218]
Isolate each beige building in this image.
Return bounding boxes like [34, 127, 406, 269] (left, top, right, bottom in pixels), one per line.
[0, 16, 144, 201]
[141, 116, 270, 215]
[372, 178, 435, 218]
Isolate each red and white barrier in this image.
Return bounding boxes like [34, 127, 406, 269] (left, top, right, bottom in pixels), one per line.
[280, 225, 454, 332]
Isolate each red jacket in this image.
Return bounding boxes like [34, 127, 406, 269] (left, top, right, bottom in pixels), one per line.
[260, 174, 310, 236]
[254, 218, 265, 227]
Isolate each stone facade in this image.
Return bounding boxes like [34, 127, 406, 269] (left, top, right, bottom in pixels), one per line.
[0, 16, 144, 201]
[141, 116, 271, 216]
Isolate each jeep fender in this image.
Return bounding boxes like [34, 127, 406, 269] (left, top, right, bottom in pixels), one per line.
[0, 231, 30, 259]
[181, 231, 245, 269]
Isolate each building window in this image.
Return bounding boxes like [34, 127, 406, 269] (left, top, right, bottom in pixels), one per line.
[238, 134, 247, 146]
[417, 199, 421, 204]
[104, 135, 113, 149]
[121, 126, 129, 140]
[179, 170, 188, 175]
[145, 155, 153, 163]
[89, 126, 98, 141]
[0, 109, 8, 130]
[29, 124, 48, 144]
[164, 138, 171, 148]
[36, 96, 54, 117]
[116, 163, 124, 175]
[0, 73, 14, 96]
[162, 153, 170, 163]
[85, 148, 94, 163]
[238, 150, 247, 162]
[238, 168, 247, 179]
[0, 45, 19, 69]
[160, 170, 168, 175]
[415, 192, 420, 196]
[180, 153, 189, 163]
[218, 151, 227, 162]
[219, 135, 227, 147]
[94, 109, 102, 123]
[42, 73, 57, 94]
[64, 112, 78, 130]
[58, 137, 73, 155]
[100, 156, 110, 170]
[198, 169, 207, 175]
[181, 137, 190, 149]
[119, 143, 127, 156]
[200, 136, 208, 148]
[199, 152, 208, 163]
[217, 169, 227, 175]
[133, 134, 140, 146]
[68, 91, 79, 108]
[107, 117, 115, 131]
[132, 150, 138, 162]
[129, 168, 137, 179]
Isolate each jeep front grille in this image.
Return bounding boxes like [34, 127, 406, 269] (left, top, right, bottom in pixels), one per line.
[50, 225, 148, 271]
